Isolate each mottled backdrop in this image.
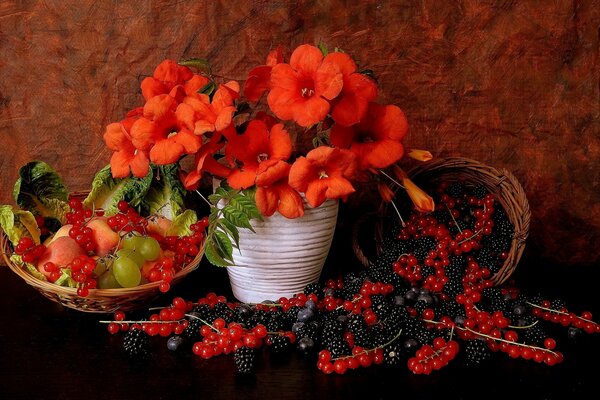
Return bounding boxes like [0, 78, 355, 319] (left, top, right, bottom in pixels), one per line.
[0, 0, 598, 266]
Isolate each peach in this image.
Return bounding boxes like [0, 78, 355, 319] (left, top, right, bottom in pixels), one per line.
[36, 236, 85, 278]
[147, 216, 172, 237]
[44, 224, 73, 246]
[87, 217, 120, 257]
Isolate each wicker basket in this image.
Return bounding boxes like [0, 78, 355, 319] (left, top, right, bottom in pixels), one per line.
[1, 226, 205, 314]
[353, 157, 530, 286]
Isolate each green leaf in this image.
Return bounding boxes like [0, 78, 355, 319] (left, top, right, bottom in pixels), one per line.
[165, 209, 198, 237]
[222, 206, 253, 231]
[318, 42, 329, 56]
[204, 240, 233, 267]
[54, 268, 77, 288]
[219, 219, 240, 249]
[83, 165, 153, 216]
[10, 254, 47, 282]
[143, 164, 187, 220]
[213, 230, 233, 261]
[0, 205, 41, 245]
[199, 81, 216, 96]
[179, 58, 212, 75]
[12, 161, 70, 224]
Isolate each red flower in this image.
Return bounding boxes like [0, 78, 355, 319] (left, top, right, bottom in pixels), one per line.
[181, 130, 231, 190]
[330, 102, 408, 170]
[130, 94, 201, 165]
[325, 52, 377, 126]
[225, 120, 292, 190]
[288, 146, 357, 208]
[176, 81, 239, 135]
[103, 108, 150, 178]
[140, 60, 195, 101]
[243, 46, 283, 102]
[254, 159, 304, 219]
[267, 44, 343, 127]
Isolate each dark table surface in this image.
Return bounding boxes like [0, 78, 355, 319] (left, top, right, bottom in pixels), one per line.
[1, 229, 599, 400]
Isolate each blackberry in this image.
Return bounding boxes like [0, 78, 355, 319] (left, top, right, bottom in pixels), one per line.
[321, 320, 351, 358]
[191, 304, 214, 321]
[380, 305, 409, 333]
[235, 303, 254, 321]
[414, 299, 429, 316]
[485, 235, 511, 254]
[445, 255, 466, 280]
[265, 312, 288, 332]
[523, 323, 547, 345]
[303, 282, 325, 299]
[234, 346, 256, 374]
[476, 248, 497, 270]
[182, 313, 204, 340]
[413, 237, 437, 262]
[213, 302, 235, 323]
[371, 294, 393, 319]
[123, 328, 150, 357]
[464, 339, 492, 366]
[442, 278, 463, 299]
[347, 315, 372, 347]
[268, 334, 292, 354]
[401, 317, 432, 346]
[447, 182, 465, 199]
[296, 320, 321, 342]
[495, 218, 514, 238]
[436, 300, 465, 319]
[382, 342, 404, 366]
[472, 184, 487, 199]
[420, 265, 436, 279]
[551, 298, 567, 311]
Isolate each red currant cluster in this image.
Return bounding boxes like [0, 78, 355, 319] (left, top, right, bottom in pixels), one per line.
[317, 346, 385, 374]
[106, 200, 147, 233]
[407, 338, 459, 374]
[530, 302, 597, 333]
[65, 197, 96, 225]
[14, 236, 46, 264]
[42, 255, 98, 296]
[161, 216, 208, 268]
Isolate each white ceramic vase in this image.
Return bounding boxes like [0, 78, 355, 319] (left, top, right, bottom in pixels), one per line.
[225, 199, 339, 303]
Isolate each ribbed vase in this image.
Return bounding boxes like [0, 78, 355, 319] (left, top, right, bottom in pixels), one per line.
[226, 199, 339, 303]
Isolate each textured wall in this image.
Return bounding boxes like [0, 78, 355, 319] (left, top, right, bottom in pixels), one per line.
[0, 0, 599, 266]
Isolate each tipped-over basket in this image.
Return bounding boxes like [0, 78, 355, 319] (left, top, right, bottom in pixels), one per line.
[1, 232, 204, 313]
[353, 157, 531, 286]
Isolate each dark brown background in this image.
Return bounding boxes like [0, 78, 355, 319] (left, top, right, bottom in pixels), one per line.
[0, 0, 598, 266]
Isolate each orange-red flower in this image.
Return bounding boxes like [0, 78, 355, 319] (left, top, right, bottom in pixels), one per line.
[267, 44, 343, 127]
[103, 107, 150, 178]
[225, 120, 292, 190]
[130, 95, 201, 165]
[243, 46, 283, 102]
[140, 60, 195, 101]
[325, 52, 377, 126]
[288, 146, 357, 208]
[330, 102, 408, 170]
[181, 130, 231, 190]
[176, 81, 239, 135]
[254, 159, 304, 219]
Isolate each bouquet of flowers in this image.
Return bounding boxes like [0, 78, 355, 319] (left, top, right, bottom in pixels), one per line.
[102, 43, 434, 266]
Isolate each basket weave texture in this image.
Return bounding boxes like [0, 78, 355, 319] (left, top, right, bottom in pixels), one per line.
[1, 223, 204, 314]
[353, 157, 530, 286]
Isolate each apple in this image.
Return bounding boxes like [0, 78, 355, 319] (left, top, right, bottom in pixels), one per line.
[36, 236, 85, 278]
[87, 217, 120, 257]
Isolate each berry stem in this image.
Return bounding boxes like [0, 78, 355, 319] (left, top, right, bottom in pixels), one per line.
[185, 313, 219, 332]
[445, 204, 462, 233]
[330, 329, 402, 361]
[462, 326, 558, 355]
[457, 228, 484, 244]
[98, 319, 183, 324]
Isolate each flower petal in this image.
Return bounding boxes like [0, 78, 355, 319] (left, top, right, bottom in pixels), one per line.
[269, 63, 300, 91]
[130, 151, 150, 178]
[304, 179, 329, 208]
[130, 118, 158, 151]
[292, 95, 330, 127]
[276, 184, 304, 219]
[288, 156, 318, 192]
[256, 159, 290, 187]
[149, 138, 184, 165]
[110, 151, 133, 178]
[265, 45, 284, 67]
[173, 129, 202, 154]
[243, 65, 272, 102]
[324, 52, 357, 75]
[290, 44, 323, 75]
[364, 103, 409, 141]
[255, 187, 278, 217]
[143, 94, 177, 121]
[403, 177, 435, 213]
[351, 139, 404, 169]
[315, 60, 343, 100]
[329, 123, 356, 148]
[268, 123, 292, 161]
[227, 166, 258, 190]
[104, 123, 130, 151]
[141, 77, 167, 101]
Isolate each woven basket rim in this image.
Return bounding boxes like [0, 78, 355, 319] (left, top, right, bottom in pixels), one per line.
[1, 226, 205, 300]
[353, 156, 531, 286]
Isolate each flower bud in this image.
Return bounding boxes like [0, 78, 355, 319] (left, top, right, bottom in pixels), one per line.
[402, 177, 435, 213]
[377, 182, 395, 203]
[408, 149, 433, 162]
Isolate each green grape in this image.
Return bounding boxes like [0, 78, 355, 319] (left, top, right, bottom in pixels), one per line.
[121, 233, 145, 251]
[112, 256, 141, 288]
[138, 236, 161, 261]
[97, 270, 121, 289]
[93, 258, 110, 277]
[116, 248, 145, 267]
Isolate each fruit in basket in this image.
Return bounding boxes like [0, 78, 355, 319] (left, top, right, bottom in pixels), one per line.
[36, 236, 85, 278]
[87, 217, 120, 257]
